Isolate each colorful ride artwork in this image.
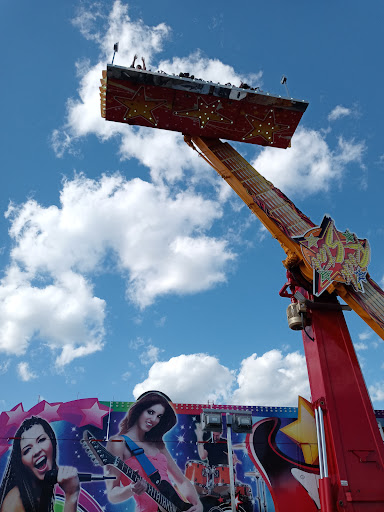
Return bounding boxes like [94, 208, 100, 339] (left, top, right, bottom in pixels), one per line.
[1, 396, 384, 512]
[0, 392, 384, 512]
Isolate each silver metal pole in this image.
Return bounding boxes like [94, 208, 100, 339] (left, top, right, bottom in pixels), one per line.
[254, 475, 261, 512]
[105, 400, 112, 441]
[315, 408, 324, 479]
[318, 407, 329, 478]
[378, 421, 384, 442]
[261, 480, 268, 512]
[226, 414, 237, 512]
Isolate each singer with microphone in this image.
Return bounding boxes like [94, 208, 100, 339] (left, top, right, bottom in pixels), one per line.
[0, 416, 80, 512]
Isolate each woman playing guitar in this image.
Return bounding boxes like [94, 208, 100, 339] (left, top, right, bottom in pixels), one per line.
[105, 391, 203, 512]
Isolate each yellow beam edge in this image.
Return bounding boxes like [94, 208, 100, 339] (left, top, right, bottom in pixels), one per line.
[188, 136, 311, 280]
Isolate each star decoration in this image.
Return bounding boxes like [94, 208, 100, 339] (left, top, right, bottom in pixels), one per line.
[174, 97, 233, 128]
[115, 87, 169, 125]
[295, 215, 371, 296]
[78, 400, 110, 428]
[4, 403, 26, 428]
[355, 268, 367, 285]
[243, 109, 289, 144]
[319, 269, 332, 284]
[343, 229, 355, 243]
[280, 396, 318, 465]
[305, 233, 319, 248]
[29, 401, 61, 423]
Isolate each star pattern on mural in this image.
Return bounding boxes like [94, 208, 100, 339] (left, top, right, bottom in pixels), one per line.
[115, 87, 169, 125]
[31, 401, 61, 423]
[78, 400, 110, 428]
[174, 97, 233, 128]
[243, 109, 289, 143]
[3, 403, 26, 428]
[280, 396, 318, 465]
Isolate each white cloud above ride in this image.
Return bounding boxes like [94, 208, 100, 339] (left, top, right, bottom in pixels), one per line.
[17, 362, 37, 382]
[133, 353, 236, 404]
[328, 105, 354, 122]
[132, 349, 310, 407]
[251, 127, 366, 196]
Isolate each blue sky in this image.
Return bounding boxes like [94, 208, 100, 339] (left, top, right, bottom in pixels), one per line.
[1, 0, 384, 412]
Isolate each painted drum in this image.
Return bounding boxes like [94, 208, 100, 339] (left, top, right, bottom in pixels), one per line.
[185, 460, 210, 494]
[212, 465, 230, 494]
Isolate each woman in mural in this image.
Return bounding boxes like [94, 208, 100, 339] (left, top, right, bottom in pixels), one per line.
[0, 416, 80, 512]
[105, 391, 203, 512]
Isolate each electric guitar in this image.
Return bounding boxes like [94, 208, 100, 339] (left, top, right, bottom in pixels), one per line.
[81, 430, 193, 512]
[246, 417, 320, 512]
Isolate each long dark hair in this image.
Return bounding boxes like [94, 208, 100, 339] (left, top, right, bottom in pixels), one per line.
[0, 416, 58, 512]
[119, 391, 177, 441]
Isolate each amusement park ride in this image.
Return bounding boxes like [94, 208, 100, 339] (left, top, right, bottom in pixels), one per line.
[99, 63, 384, 511]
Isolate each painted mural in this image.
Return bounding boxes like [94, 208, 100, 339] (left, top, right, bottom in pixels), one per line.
[2, 393, 381, 512]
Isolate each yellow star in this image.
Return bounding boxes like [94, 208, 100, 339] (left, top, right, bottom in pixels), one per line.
[305, 233, 320, 248]
[280, 396, 318, 465]
[243, 109, 289, 144]
[115, 87, 168, 125]
[174, 97, 233, 128]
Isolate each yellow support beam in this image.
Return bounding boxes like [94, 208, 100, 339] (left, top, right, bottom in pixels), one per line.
[187, 136, 384, 340]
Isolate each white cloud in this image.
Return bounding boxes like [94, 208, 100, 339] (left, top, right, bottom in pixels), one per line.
[130, 337, 146, 349]
[369, 382, 384, 403]
[0, 267, 105, 366]
[251, 128, 366, 196]
[328, 105, 352, 121]
[133, 349, 309, 406]
[155, 316, 166, 327]
[157, 50, 262, 88]
[133, 353, 235, 403]
[17, 362, 37, 382]
[7, 174, 234, 308]
[359, 331, 372, 341]
[231, 350, 310, 406]
[139, 344, 162, 365]
[0, 361, 10, 375]
[354, 342, 368, 351]
[0, 173, 234, 364]
[122, 371, 131, 381]
[257, 225, 268, 243]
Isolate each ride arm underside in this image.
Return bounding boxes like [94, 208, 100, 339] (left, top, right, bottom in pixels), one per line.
[186, 136, 384, 340]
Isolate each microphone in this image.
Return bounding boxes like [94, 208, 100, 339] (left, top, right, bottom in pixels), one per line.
[44, 469, 116, 485]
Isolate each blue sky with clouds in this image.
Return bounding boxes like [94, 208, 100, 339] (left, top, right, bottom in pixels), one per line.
[1, 0, 384, 412]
